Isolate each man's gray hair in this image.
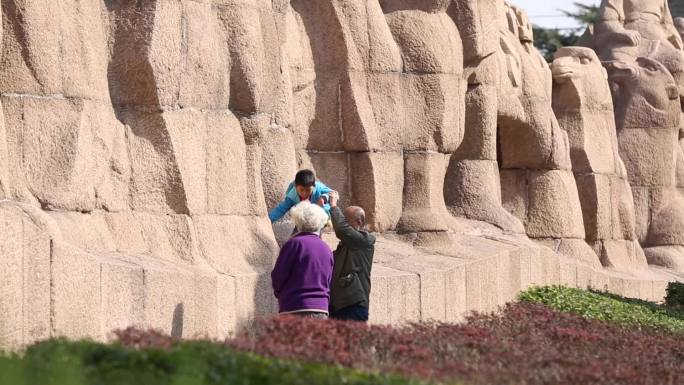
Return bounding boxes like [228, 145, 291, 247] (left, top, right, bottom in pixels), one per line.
[291, 201, 328, 233]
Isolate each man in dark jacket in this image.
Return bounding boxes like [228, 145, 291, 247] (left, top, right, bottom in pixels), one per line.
[328, 191, 375, 322]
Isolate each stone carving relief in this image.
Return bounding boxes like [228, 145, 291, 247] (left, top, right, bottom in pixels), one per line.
[444, 0, 526, 234]
[1, 0, 684, 350]
[551, 47, 646, 270]
[380, 0, 466, 233]
[283, 0, 405, 232]
[586, 0, 684, 272]
[497, 2, 599, 267]
[593, 0, 684, 90]
[605, 57, 683, 270]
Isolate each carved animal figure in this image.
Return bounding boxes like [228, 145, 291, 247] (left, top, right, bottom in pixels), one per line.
[595, 0, 683, 58]
[606, 56, 684, 271]
[444, 0, 526, 233]
[497, 3, 599, 267]
[594, 0, 684, 102]
[380, 0, 466, 233]
[552, 47, 646, 270]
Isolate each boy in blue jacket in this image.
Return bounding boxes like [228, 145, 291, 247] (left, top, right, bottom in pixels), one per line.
[269, 169, 334, 222]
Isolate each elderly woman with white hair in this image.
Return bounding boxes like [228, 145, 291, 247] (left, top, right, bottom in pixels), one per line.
[271, 201, 333, 319]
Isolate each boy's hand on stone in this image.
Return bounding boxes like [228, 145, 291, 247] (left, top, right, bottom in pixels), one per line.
[317, 197, 326, 207]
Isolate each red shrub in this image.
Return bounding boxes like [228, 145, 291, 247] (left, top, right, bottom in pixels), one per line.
[225, 303, 684, 385]
[114, 327, 175, 351]
[116, 304, 684, 384]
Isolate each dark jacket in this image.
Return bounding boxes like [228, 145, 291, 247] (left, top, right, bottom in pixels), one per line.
[329, 206, 376, 312]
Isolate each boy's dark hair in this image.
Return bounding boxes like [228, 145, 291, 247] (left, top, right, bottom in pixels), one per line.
[294, 169, 316, 187]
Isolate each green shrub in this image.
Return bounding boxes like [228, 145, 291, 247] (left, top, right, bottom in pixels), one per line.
[665, 282, 684, 308]
[519, 286, 684, 332]
[0, 339, 426, 385]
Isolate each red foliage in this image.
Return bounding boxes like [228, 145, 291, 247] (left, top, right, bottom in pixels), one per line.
[115, 303, 684, 384]
[226, 303, 684, 385]
[114, 327, 175, 351]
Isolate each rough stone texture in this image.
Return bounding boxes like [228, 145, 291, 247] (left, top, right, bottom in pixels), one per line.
[551, 46, 647, 271]
[496, 3, 593, 263]
[444, 1, 524, 234]
[589, 0, 684, 272]
[0, 0, 682, 350]
[380, 1, 465, 233]
[445, 159, 525, 233]
[592, 0, 684, 97]
[0, 203, 50, 348]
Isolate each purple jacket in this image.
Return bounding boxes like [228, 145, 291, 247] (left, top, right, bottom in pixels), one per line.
[271, 233, 333, 314]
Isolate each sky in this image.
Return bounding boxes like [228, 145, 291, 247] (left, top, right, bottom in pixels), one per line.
[510, 0, 600, 31]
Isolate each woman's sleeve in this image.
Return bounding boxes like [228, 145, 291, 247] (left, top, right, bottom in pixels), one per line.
[271, 241, 295, 297]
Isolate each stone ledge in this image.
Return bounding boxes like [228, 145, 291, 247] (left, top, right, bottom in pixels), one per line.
[361, 232, 681, 325]
[1, 200, 682, 350]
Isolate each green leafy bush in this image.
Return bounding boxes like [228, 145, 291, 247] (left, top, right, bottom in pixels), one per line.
[519, 286, 684, 332]
[665, 282, 684, 308]
[0, 339, 424, 385]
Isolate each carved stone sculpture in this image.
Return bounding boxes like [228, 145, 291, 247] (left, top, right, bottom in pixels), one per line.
[380, 0, 466, 233]
[0, 0, 282, 345]
[594, 0, 684, 101]
[497, 3, 599, 267]
[672, 17, 684, 192]
[551, 47, 647, 270]
[605, 57, 682, 270]
[588, 1, 684, 273]
[283, 0, 405, 232]
[444, 0, 526, 234]
[0, 0, 681, 350]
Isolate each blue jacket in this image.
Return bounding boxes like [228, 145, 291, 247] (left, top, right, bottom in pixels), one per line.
[268, 181, 333, 222]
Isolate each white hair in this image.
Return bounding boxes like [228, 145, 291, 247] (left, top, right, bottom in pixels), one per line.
[290, 201, 328, 233]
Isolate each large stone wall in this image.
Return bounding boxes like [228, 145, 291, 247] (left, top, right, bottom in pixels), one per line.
[0, 0, 682, 349]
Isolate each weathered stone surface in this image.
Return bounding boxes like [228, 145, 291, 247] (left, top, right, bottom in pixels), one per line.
[588, 0, 684, 272]
[0, 203, 50, 347]
[500, 169, 529, 223]
[445, 159, 525, 233]
[350, 152, 404, 232]
[526, 170, 586, 239]
[617, 127, 678, 188]
[599, 239, 648, 272]
[591, 0, 684, 100]
[645, 245, 684, 271]
[642, 196, 684, 270]
[648, 197, 684, 246]
[0, 0, 683, 351]
[51, 242, 102, 340]
[552, 48, 617, 174]
[1, 0, 110, 99]
[536, 238, 603, 269]
[398, 152, 450, 232]
[194, 215, 278, 274]
[101, 261, 145, 336]
[551, 46, 645, 269]
[496, 3, 595, 263]
[260, 124, 297, 210]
